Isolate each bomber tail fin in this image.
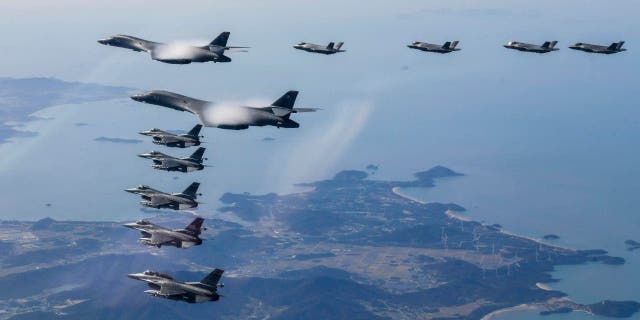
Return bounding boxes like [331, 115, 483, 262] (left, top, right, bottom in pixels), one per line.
[200, 269, 224, 287]
[185, 217, 205, 235]
[181, 182, 200, 199]
[186, 124, 203, 137]
[271, 91, 299, 109]
[188, 147, 206, 162]
[209, 32, 230, 47]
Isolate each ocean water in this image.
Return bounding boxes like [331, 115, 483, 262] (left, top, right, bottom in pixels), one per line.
[0, 1, 639, 318]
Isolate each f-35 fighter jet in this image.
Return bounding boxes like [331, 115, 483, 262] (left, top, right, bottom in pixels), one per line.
[125, 182, 201, 210]
[408, 41, 460, 53]
[131, 90, 319, 130]
[97, 32, 248, 64]
[139, 124, 203, 148]
[504, 41, 559, 53]
[128, 269, 224, 303]
[293, 42, 345, 54]
[138, 147, 207, 172]
[569, 41, 626, 54]
[123, 217, 206, 248]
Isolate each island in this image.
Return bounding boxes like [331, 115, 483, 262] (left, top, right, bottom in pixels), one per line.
[0, 166, 637, 320]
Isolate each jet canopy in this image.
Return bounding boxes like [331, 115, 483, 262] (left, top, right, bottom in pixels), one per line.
[143, 270, 174, 280]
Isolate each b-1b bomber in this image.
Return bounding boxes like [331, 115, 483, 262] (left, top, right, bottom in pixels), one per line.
[138, 147, 207, 173]
[125, 182, 201, 210]
[131, 90, 319, 130]
[98, 32, 248, 64]
[139, 124, 203, 148]
[128, 269, 224, 303]
[123, 217, 206, 248]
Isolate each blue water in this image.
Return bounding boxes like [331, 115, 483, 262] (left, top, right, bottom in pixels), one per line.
[1, 1, 639, 318]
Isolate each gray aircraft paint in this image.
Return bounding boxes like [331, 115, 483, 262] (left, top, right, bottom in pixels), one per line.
[123, 217, 205, 248]
[504, 40, 559, 53]
[97, 32, 247, 64]
[124, 182, 200, 210]
[127, 269, 224, 303]
[407, 41, 461, 53]
[293, 41, 345, 55]
[569, 41, 626, 54]
[139, 124, 203, 148]
[130, 90, 319, 130]
[138, 147, 207, 172]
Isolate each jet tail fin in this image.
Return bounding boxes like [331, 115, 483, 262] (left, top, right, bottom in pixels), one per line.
[182, 182, 200, 199]
[271, 91, 299, 109]
[185, 217, 204, 234]
[201, 269, 224, 287]
[608, 41, 625, 50]
[335, 42, 344, 50]
[541, 41, 558, 49]
[450, 41, 459, 49]
[187, 124, 203, 137]
[188, 147, 206, 162]
[442, 41, 452, 49]
[210, 32, 230, 47]
[327, 42, 335, 50]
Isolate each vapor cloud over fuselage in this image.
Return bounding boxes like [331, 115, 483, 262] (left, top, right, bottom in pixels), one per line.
[130, 90, 318, 130]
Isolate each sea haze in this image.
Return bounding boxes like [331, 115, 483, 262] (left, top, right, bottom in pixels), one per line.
[0, 1, 638, 319]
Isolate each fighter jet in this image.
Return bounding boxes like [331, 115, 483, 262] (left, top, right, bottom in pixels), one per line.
[138, 147, 207, 173]
[97, 32, 248, 64]
[293, 42, 345, 55]
[128, 269, 224, 303]
[131, 90, 319, 130]
[123, 217, 206, 248]
[504, 41, 559, 53]
[139, 124, 203, 148]
[125, 182, 201, 210]
[569, 41, 626, 54]
[408, 41, 461, 53]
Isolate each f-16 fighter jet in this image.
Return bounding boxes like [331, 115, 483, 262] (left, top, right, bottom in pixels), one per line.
[128, 269, 224, 303]
[123, 217, 206, 248]
[125, 182, 201, 210]
[569, 41, 626, 54]
[407, 41, 461, 53]
[139, 124, 203, 148]
[97, 32, 248, 64]
[293, 42, 345, 54]
[131, 90, 319, 130]
[138, 147, 207, 173]
[504, 41, 559, 53]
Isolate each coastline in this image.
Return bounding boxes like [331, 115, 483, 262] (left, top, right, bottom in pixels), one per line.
[391, 187, 576, 251]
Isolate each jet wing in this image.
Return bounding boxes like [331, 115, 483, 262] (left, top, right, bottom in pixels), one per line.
[292, 107, 320, 113]
[150, 232, 175, 245]
[159, 284, 187, 296]
[149, 196, 172, 207]
[154, 158, 182, 170]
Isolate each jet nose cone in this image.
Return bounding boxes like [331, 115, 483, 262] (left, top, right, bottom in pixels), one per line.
[138, 153, 152, 158]
[130, 94, 144, 102]
[124, 188, 138, 194]
[122, 222, 137, 228]
[127, 273, 141, 279]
